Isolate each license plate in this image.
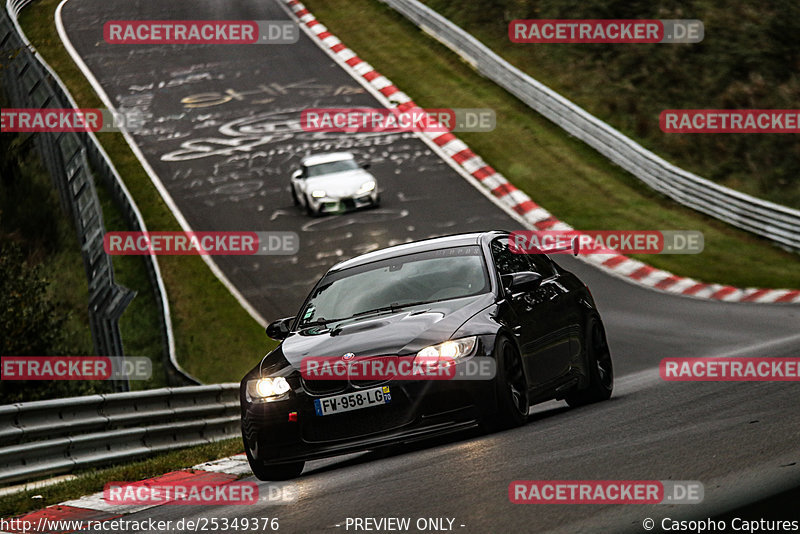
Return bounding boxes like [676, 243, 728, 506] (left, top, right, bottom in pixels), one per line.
[314, 386, 391, 416]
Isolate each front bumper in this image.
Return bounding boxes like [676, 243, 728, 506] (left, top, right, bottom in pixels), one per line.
[241, 369, 494, 464]
[309, 191, 378, 214]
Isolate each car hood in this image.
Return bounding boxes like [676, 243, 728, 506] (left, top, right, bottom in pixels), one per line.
[263, 293, 494, 373]
[303, 169, 375, 197]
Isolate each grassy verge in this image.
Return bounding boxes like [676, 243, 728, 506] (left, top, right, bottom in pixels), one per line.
[18, 0, 274, 383]
[93, 183, 167, 389]
[0, 438, 245, 517]
[424, 1, 800, 210]
[302, 0, 800, 290]
[0, 131, 94, 361]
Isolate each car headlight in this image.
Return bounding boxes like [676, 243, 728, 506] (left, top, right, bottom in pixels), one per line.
[414, 336, 477, 367]
[357, 180, 376, 194]
[311, 190, 326, 198]
[246, 376, 291, 402]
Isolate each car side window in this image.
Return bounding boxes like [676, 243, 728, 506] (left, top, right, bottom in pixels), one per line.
[525, 248, 556, 277]
[491, 238, 533, 275]
[491, 238, 555, 277]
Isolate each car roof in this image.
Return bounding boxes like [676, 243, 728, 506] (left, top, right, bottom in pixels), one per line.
[330, 231, 506, 272]
[301, 152, 355, 167]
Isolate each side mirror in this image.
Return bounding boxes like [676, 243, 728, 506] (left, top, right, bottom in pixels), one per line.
[291, 170, 302, 180]
[503, 271, 543, 294]
[361, 163, 371, 170]
[266, 316, 294, 340]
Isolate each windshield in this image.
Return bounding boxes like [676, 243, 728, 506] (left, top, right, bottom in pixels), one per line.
[298, 246, 489, 327]
[306, 159, 360, 177]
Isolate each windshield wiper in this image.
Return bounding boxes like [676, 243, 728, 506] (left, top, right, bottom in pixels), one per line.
[350, 300, 430, 318]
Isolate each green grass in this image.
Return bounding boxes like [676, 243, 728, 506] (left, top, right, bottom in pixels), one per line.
[18, 0, 275, 383]
[44, 245, 94, 356]
[93, 184, 167, 389]
[302, 0, 800, 290]
[0, 439, 245, 517]
[0, 134, 94, 359]
[424, 0, 800, 211]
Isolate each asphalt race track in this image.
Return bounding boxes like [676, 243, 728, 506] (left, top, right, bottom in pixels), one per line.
[60, 0, 800, 532]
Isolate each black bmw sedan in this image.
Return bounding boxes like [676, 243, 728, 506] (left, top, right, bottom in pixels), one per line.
[240, 230, 613, 480]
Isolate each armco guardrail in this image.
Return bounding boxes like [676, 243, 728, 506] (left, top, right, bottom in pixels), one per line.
[1, 0, 198, 385]
[0, 385, 240, 484]
[379, 0, 800, 253]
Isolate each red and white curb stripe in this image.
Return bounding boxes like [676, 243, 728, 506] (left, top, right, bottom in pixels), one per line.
[1, 455, 252, 534]
[282, 0, 800, 305]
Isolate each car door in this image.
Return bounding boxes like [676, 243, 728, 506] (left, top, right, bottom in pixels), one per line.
[523, 247, 577, 382]
[490, 237, 571, 389]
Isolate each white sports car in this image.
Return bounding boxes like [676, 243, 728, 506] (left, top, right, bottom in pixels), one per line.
[290, 152, 380, 216]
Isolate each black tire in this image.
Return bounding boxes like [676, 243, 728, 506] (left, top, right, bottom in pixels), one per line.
[304, 195, 318, 217]
[565, 317, 613, 407]
[245, 444, 304, 481]
[291, 185, 299, 206]
[485, 337, 529, 430]
[372, 193, 381, 209]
